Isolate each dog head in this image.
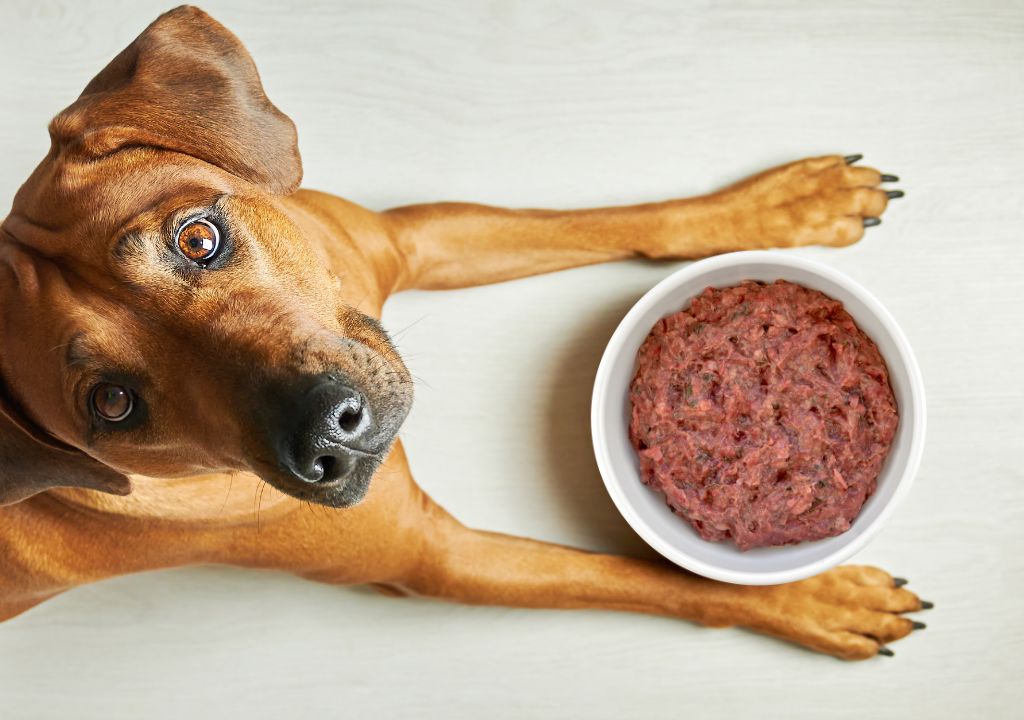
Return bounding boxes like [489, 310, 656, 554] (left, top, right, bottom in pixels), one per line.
[0, 6, 412, 507]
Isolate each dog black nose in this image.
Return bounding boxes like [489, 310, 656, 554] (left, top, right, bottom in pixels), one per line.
[264, 376, 376, 485]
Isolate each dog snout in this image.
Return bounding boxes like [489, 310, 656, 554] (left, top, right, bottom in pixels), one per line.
[263, 375, 382, 486]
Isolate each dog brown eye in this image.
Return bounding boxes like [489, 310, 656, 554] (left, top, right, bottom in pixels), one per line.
[176, 218, 220, 262]
[91, 383, 134, 422]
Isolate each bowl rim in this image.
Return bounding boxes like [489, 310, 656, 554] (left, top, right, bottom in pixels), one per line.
[590, 250, 927, 585]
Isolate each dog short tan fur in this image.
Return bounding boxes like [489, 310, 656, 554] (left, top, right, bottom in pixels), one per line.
[0, 6, 927, 660]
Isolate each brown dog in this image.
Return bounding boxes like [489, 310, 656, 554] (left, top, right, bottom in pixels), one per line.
[0, 6, 927, 660]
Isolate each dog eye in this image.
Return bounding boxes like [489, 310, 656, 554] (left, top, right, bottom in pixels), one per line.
[91, 383, 135, 422]
[175, 218, 221, 263]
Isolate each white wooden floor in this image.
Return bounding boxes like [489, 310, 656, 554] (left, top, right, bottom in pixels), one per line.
[1, 1, 1022, 718]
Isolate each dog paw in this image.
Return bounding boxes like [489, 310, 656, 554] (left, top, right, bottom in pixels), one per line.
[712, 154, 903, 249]
[737, 564, 931, 660]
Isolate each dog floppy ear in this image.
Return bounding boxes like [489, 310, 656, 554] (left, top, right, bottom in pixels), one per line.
[0, 379, 131, 506]
[48, 4, 301, 193]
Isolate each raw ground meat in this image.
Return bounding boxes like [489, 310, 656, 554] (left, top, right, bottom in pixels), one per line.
[628, 280, 899, 551]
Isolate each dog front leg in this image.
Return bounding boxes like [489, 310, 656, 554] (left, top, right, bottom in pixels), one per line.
[381, 155, 898, 292]
[0, 493, 258, 624]
[395, 515, 926, 660]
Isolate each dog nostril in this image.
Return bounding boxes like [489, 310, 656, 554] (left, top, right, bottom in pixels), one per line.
[338, 405, 364, 434]
[316, 455, 343, 483]
[309, 457, 327, 483]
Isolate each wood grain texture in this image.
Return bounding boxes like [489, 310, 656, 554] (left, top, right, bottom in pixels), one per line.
[1, 0, 1022, 717]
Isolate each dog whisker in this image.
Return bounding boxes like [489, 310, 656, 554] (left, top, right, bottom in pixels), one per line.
[219, 473, 235, 515]
[389, 314, 430, 341]
[257, 480, 268, 532]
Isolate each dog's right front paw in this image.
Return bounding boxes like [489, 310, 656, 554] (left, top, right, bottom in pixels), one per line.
[734, 564, 931, 660]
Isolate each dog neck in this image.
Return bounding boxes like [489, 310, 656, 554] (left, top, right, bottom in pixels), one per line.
[46, 471, 298, 525]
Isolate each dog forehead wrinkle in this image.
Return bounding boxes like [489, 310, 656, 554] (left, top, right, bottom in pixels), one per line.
[14, 147, 237, 258]
[0, 244, 41, 295]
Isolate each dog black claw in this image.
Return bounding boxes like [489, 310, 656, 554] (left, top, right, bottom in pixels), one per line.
[920, 600, 934, 610]
[863, 217, 882, 227]
[844, 154, 864, 164]
[893, 577, 908, 587]
[878, 647, 895, 657]
[881, 174, 900, 182]
[912, 621, 927, 630]
[886, 190, 905, 199]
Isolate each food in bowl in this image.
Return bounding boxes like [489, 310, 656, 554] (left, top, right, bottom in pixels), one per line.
[628, 279, 898, 551]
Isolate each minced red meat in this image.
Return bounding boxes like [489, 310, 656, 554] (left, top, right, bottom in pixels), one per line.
[628, 280, 898, 551]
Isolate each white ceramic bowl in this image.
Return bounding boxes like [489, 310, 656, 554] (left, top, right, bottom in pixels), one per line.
[591, 251, 925, 585]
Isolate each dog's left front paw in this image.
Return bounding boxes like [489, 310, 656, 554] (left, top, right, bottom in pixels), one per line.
[711, 154, 903, 250]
